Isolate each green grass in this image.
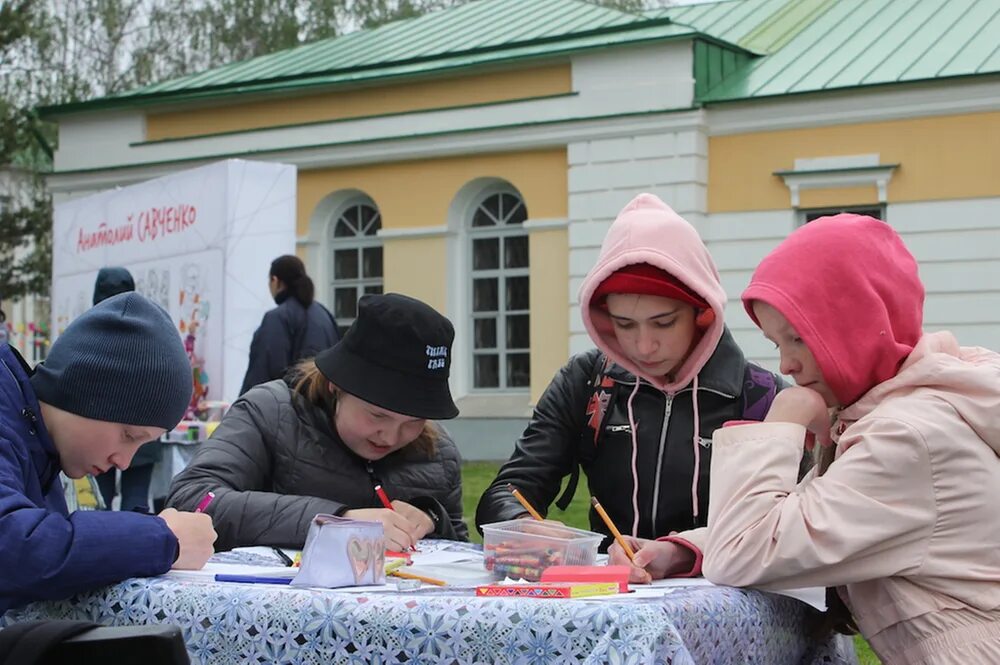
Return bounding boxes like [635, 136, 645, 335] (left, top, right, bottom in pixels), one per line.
[460, 460, 881, 664]
[854, 638, 881, 664]
[460, 460, 592, 543]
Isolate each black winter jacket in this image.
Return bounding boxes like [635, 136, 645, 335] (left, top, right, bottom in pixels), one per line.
[476, 328, 784, 550]
[166, 380, 467, 551]
[240, 293, 341, 394]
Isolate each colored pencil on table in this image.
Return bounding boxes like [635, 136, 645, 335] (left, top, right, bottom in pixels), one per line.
[507, 483, 544, 521]
[389, 569, 447, 587]
[590, 497, 636, 563]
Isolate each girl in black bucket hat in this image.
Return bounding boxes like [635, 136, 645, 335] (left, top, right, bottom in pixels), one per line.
[166, 293, 467, 552]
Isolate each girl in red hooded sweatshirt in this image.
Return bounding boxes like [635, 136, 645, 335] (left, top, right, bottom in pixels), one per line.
[699, 215, 1000, 664]
[476, 193, 786, 565]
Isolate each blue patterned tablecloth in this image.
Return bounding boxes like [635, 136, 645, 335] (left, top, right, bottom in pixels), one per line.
[3, 548, 858, 665]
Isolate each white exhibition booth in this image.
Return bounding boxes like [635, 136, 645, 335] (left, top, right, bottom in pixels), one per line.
[51, 159, 297, 408]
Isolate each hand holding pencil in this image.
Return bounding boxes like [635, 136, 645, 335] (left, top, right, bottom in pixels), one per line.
[344, 502, 432, 552]
[608, 535, 699, 584]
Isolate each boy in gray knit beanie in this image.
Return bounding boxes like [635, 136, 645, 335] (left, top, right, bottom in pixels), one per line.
[0, 292, 217, 614]
[32, 291, 192, 439]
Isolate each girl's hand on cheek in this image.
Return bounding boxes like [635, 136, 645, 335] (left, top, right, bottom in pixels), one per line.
[765, 387, 833, 448]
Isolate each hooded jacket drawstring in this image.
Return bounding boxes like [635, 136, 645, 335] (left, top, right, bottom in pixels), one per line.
[578, 192, 729, 539]
[691, 374, 701, 527]
[626, 376, 642, 537]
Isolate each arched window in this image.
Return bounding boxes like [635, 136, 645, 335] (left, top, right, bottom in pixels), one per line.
[469, 189, 530, 390]
[330, 198, 383, 329]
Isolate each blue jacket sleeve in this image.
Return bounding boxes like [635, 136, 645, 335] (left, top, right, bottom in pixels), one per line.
[0, 445, 178, 607]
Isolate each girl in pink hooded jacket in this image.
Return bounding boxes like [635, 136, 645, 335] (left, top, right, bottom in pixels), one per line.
[702, 215, 1000, 664]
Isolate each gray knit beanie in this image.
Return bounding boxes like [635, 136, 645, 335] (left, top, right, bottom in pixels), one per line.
[31, 292, 193, 429]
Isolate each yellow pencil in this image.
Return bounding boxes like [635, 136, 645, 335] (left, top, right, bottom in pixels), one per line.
[390, 569, 447, 587]
[507, 483, 544, 521]
[384, 559, 407, 574]
[590, 497, 636, 562]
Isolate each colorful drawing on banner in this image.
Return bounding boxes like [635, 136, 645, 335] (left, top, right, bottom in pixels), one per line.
[178, 263, 210, 417]
[347, 537, 385, 585]
[136, 268, 171, 311]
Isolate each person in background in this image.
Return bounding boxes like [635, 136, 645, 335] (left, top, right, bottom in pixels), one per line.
[0, 292, 216, 613]
[90, 267, 164, 512]
[476, 193, 785, 557]
[700, 215, 1000, 663]
[240, 255, 341, 394]
[0, 306, 8, 346]
[168, 293, 467, 552]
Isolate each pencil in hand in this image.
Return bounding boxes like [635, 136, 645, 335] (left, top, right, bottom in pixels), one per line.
[590, 496, 636, 562]
[507, 483, 544, 521]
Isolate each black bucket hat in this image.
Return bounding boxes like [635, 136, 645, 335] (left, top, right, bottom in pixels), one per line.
[314, 293, 459, 420]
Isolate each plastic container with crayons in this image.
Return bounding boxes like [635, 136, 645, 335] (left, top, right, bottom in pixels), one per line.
[480, 519, 603, 582]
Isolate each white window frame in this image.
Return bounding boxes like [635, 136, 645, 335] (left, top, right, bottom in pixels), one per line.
[468, 185, 530, 392]
[328, 197, 383, 329]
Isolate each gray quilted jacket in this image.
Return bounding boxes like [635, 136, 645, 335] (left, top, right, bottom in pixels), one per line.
[165, 380, 467, 551]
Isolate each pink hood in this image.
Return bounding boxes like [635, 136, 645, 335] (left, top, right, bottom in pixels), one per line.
[841, 331, 1000, 457]
[579, 194, 726, 392]
[743, 215, 924, 406]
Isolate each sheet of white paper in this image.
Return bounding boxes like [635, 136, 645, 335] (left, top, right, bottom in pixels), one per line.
[408, 550, 484, 566]
[227, 546, 300, 562]
[163, 562, 297, 581]
[764, 586, 826, 611]
[575, 576, 826, 611]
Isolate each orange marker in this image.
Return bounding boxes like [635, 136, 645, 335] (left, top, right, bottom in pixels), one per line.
[590, 497, 636, 563]
[507, 484, 544, 521]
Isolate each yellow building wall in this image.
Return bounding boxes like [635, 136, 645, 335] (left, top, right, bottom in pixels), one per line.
[146, 64, 571, 141]
[298, 149, 567, 236]
[528, 227, 569, 404]
[299, 148, 569, 399]
[708, 110, 1000, 212]
[383, 237, 449, 313]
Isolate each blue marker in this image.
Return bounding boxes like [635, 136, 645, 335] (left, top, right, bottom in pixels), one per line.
[215, 574, 294, 585]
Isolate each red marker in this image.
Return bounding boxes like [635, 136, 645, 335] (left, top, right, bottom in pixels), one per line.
[374, 484, 393, 511]
[194, 491, 216, 513]
[374, 484, 418, 552]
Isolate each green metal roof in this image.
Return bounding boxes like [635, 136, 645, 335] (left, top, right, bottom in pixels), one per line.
[650, 0, 836, 55]
[42, 0, 1000, 116]
[657, 0, 1000, 102]
[45, 0, 726, 115]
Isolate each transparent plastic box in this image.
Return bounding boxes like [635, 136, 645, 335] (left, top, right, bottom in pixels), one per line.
[481, 519, 604, 582]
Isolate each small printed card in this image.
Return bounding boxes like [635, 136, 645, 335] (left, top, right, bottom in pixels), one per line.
[290, 514, 386, 588]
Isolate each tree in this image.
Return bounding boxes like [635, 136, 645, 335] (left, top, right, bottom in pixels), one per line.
[1, 0, 53, 302]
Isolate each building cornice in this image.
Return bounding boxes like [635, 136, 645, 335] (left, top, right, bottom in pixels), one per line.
[46, 109, 707, 193]
[707, 78, 1000, 136]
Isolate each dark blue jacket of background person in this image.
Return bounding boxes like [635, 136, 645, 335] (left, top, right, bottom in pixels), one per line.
[0, 344, 178, 614]
[91, 267, 161, 469]
[240, 292, 341, 394]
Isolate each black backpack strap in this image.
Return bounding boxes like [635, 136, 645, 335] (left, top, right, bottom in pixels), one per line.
[556, 352, 611, 511]
[555, 465, 580, 511]
[0, 620, 101, 665]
